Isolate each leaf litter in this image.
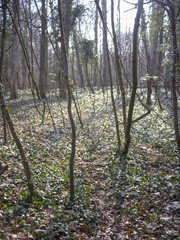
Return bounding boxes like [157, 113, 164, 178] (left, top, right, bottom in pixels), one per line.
[0, 90, 180, 239]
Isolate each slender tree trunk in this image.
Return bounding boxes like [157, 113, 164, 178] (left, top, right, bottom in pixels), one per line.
[85, 62, 94, 94]
[2, 113, 7, 143]
[73, 32, 85, 89]
[39, 0, 48, 99]
[0, 0, 7, 144]
[150, 3, 164, 110]
[58, 0, 76, 202]
[10, 0, 19, 100]
[94, 0, 99, 87]
[1, 102, 35, 197]
[123, 0, 144, 155]
[102, 0, 109, 87]
[59, 0, 73, 99]
[111, 0, 127, 134]
[28, 0, 34, 90]
[95, 0, 121, 148]
[141, 10, 152, 106]
[72, 93, 83, 128]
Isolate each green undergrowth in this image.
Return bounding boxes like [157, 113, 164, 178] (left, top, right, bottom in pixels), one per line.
[0, 89, 179, 239]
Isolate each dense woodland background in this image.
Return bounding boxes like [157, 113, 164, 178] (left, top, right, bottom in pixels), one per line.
[0, 0, 180, 239]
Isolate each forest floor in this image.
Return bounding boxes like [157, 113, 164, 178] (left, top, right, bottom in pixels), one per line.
[0, 89, 180, 240]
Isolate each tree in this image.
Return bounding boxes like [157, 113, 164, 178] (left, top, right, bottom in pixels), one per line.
[1, 0, 35, 198]
[58, 0, 76, 202]
[71, 4, 85, 89]
[149, 3, 164, 110]
[101, 0, 109, 87]
[111, 0, 127, 134]
[10, 0, 19, 99]
[153, 0, 180, 155]
[39, 0, 48, 99]
[94, 0, 100, 88]
[81, 38, 95, 93]
[73, 32, 85, 89]
[59, 0, 73, 99]
[123, 0, 144, 155]
[95, 0, 121, 148]
[141, 9, 152, 106]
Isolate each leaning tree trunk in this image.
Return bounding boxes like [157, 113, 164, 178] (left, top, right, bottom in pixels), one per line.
[1, 102, 35, 197]
[0, 0, 35, 197]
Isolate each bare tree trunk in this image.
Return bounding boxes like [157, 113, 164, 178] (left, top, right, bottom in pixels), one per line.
[59, 0, 73, 99]
[102, 0, 109, 87]
[1, 102, 35, 197]
[123, 0, 144, 155]
[95, 0, 121, 148]
[152, 0, 180, 156]
[28, 0, 34, 89]
[0, 0, 35, 197]
[72, 93, 83, 128]
[85, 62, 94, 94]
[150, 3, 164, 110]
[73, 32, 85, 89]
[94, 0, 99, 87]
[39, 0, 48, 99]
[0, 0, 7, 144]
[2, 113, 7, 143]
[10, 0, 19, 100]
[141, 10, 152, 106]
[58, 0, 76, 202]
[111, 0, 127, 134]
[169, 3, 180, 153]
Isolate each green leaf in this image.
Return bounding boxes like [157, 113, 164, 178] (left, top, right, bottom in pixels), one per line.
[49, 72, 57, 77]
[19, 220, 26, 226]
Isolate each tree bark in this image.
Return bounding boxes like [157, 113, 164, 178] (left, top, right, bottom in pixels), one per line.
[111, 0, 127, 134]
[58, 0, 76, 202]
[95, 0, 121, 148]
[10, 0, 19, 100]
[123, 0, 144, 155]
[39, 0, 48, 99]
[73, 32, 85, 89]
[141, 10, 152, 106]
[0, 0, 35, 197]
[153, 0, 180, 154]
[59, 0, 73, 99]
[0, 0, 7, 143]
[94, 0, 99, 87]
[102, 0, 109, 87]
[168, 2, 180, 153]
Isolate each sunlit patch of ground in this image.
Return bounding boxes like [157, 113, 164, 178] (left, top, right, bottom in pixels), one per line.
[0, 89, 179, 239]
